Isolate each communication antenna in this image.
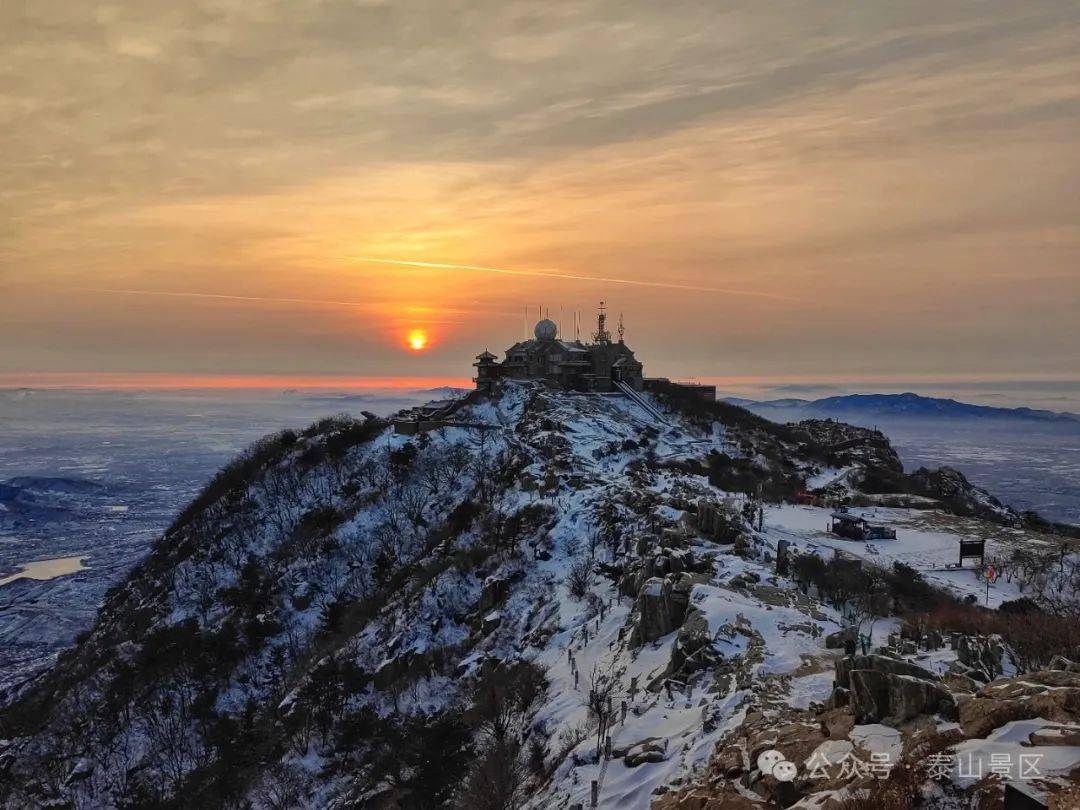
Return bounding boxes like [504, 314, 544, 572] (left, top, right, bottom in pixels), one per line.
[593, 300, 611, 343]
[617, 312, 625, 343]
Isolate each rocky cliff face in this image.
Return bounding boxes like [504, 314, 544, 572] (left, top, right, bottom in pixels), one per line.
[0, 383, 1056, 809]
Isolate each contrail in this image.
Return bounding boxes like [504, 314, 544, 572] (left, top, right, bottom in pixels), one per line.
[350, 256, 796, 301]
[74, 287, 379, 310]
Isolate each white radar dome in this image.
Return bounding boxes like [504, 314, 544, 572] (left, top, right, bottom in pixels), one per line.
[534, 318, 557, 341]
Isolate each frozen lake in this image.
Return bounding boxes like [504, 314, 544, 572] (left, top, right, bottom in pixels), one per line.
[0, 554, 88, 587]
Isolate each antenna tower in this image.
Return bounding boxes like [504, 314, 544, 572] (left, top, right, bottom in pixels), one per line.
[592, 301, 611, 343]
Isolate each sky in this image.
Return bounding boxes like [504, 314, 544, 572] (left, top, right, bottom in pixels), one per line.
[2, 1, 1078, 390]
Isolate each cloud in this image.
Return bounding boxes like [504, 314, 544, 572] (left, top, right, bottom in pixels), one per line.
[0, 1, 1078, 378]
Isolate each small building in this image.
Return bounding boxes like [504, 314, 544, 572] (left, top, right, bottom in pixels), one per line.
[830, 512, 896, 541]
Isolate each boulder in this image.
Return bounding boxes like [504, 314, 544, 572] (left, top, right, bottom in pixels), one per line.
[713, 745, 744, 777]
[834, 654, 939, 688]
[825, 626, 857, 650]
[1029, 725, 1080, 746]
[482, 610, 502, 634]
[825, 686, 850, 710]
[888, 674, 956, 723]
[669, 573, 696, 623]
[941, 671, 980, 694]
[849, 669, 890, 723]
[956, 635, 1003, 680]
[633, 577, 675, 645]
[1049, 655, 1080, 673]
[478, 575, 509, 612]
[960, 668, 1080, 738]
[849, 669, 955, 724]
[621, 737, 668, 767]
[819, 707, 855, 739]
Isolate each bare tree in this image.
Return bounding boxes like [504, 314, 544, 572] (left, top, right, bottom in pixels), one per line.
[586, 663, 619, 757]
[566, 555, 593, 601]
[848, 574, 891, 654]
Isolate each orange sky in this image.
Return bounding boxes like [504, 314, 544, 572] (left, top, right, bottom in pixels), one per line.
[2, 2, 1078, 385]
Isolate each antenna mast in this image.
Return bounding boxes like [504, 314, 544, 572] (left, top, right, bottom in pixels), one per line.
[617, 312, 625, 343]
[593, 301, 611, 344]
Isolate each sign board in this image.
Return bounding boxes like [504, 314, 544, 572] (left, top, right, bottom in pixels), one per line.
[958, 539, 986, 566]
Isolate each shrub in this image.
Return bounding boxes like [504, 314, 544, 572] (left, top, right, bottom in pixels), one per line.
[885, 562, 955, 613]
[998, 597, 1040, 614]
[998, 609, 1080, 672]
[566, 555, 593, 601]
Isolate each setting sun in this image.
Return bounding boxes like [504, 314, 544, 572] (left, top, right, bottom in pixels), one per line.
[406, 329, 429, 351]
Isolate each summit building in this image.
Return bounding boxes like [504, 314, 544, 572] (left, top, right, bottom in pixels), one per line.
[474, 303, 644, 393]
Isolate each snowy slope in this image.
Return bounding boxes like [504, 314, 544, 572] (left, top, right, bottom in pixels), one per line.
[0, 382, 1048, 809]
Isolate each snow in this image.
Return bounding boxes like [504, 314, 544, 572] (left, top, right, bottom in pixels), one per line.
[950, 718, 1080, 786]
[788, 670, 837, 709]
[806, 466, 856, 489]
[849, 724, 902, 761]
[805, 739, 853, 767]
[758, 504, 1052, 606]
[10, 381, 1072, 809]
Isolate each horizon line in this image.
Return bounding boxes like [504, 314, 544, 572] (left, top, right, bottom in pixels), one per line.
[2, 370, 1077, 392]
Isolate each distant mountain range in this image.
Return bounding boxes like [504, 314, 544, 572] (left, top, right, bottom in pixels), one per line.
[726, 392, 1080, 423]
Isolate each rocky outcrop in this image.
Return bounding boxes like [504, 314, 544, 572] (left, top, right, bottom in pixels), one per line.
[824, 626, 856, 650]
[959, 667, 1080, 738]
[632, 577, 675, 645]
[629, 572, 702, 646]
[695, 499, 745, 543]
[619, 544, 709, 599]
[1049, 655, 1080, 672]
[834, 653, 938, 686]
[834, 653, 954, 725]
[1029, 725, 1080, 746]
[656, 655, 1080, 809]
[955, 634, 1003, 681]
[655, 607, 720, 687]
[908, 466, 1017, 525]
[849, 669, 955, 724]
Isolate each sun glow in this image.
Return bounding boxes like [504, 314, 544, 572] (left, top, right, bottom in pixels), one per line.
[406, 329, 429, 351]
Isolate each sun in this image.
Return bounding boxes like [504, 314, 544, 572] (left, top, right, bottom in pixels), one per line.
[406, 329, 429, 351]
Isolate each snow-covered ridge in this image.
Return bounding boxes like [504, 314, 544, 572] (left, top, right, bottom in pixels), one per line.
[0, 383, 1068, 808]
